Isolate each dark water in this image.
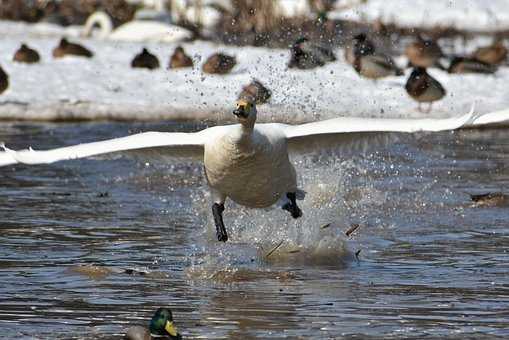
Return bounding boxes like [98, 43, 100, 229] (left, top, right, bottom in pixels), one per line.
[1, 122, 509, 339]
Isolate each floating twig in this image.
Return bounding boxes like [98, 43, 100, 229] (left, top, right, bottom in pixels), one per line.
[355, 249, 361, 260]
[320, 223, 331, 229]
[345, 223, 360, 237]
[265, 240, 284, 259]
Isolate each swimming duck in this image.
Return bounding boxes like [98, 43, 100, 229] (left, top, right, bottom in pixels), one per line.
[238, 79, 271, 104]
[447, 57, 497, 74]
[344, 33, 375, 65]
[471, 40, 507, 65]
[125, 307, 181, 340]
[52, 38, 93, 58]
[169, 46, 193, 69]
[288, 37, 336, 70]
[13, 43, 40, 64]
[132, 48, 160, 70]
[405, 35, 444, 68]
[0, 65, 8, 94]
[202, 53, 236, 74]
[405, 67, 446, 112]
[1, 100, 488, 242]
[470, 192, 509, 207]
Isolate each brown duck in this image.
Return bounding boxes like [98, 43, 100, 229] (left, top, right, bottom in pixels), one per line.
[13, 43, 40, 64]
[353, 53, 403, 80]
[448, 57, 497, 74]
[405, 67, 446, 112]
[202, 53, 236, 74]
[405, 35, 443, 68]
[53, 38, 93, 58]
[238, 79, 271, 104]
[169, 46, 193, 69]
[0, 65, 8, 94]
[131, 48, 160, 70]
[471, 40, 507, 65]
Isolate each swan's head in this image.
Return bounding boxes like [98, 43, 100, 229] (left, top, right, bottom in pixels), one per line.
[233, 99, 257, 126]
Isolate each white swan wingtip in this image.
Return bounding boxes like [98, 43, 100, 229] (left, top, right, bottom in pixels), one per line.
[463, 101, 486, 127]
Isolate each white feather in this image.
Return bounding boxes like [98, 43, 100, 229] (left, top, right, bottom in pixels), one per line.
[1, 131, 208, 166]
[282, 105, 481, 139]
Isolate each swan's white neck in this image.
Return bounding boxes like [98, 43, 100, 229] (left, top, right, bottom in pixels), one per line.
[229, 122, 254, 146]
[82, 11, 113, 39]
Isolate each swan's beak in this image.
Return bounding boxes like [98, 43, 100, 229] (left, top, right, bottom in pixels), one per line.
[233, 107, 248, 118]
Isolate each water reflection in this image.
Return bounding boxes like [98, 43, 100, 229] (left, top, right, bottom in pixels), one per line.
[1, 122, 509, 338]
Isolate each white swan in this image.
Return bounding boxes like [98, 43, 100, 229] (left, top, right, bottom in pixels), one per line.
[2, 101, 508, 242]
[82, 11, 191, 43]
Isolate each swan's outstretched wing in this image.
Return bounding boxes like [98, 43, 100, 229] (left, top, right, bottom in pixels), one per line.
[283, 107, 481, 141]
[282, 107, 509, 155]
[0, 130, 209, 167]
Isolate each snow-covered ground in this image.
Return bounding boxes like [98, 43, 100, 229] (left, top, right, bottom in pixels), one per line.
[0, 21, 508, 123]
[331, 0, 509, 32]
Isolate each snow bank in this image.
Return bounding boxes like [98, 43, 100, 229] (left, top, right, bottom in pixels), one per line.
[331, 0, 509, 32]
[0, 21, 508, 123]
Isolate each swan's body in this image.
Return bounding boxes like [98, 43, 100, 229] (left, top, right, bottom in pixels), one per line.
[204, 124, 295, 208]
[82, 11, 191, 43]
[3, 101, 509, 242]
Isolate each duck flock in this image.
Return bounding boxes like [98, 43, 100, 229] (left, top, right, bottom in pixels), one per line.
[0, 32, 506, 114]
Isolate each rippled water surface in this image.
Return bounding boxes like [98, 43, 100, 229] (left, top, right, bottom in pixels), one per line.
[1, 121, 509, 339]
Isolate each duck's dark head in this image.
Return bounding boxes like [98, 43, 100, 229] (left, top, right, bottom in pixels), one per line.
[292, 37, 308, 50]
[410, 67, 428, 78]
[353, 33, 367, 42]
[149, 308, 181, 339]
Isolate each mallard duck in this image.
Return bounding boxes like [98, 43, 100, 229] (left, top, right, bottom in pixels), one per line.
[288, 37, 336, 70]
[238, 79, 271, 104]
[0, 65, 8, 94]
[125, 308, 181, 340]
[405, 35, 443, 68]
[202, 53, 236, 74]
[132, 48, 160, 70]
[405, 67, 446, 112]
[447, 57, 497, 74]
[471, 40, 507, 65]
[52, 38, 93, 58]
[169, 46, 193, 69]
[344, 33, 375, 65]
[353, 53, 403, 80]
[13, 43, 40, 64]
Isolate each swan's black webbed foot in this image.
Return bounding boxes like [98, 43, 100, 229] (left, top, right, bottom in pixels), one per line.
[282, 192, 302, 219]
[212, 203, 228, 242]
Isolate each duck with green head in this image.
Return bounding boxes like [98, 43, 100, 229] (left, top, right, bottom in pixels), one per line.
[125, 307, 182, 340]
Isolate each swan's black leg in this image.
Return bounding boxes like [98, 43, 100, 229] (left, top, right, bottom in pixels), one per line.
[212, 203, 228, 242]
[282, 192, 302, 219]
